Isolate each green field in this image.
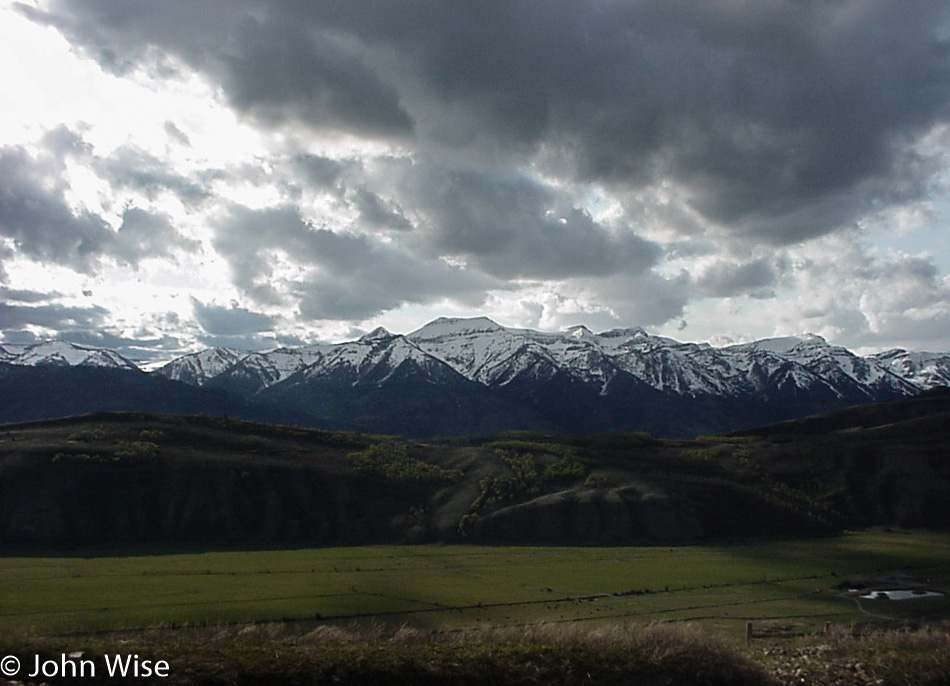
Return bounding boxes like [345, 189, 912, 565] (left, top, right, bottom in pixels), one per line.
[3, 529, 950, 638]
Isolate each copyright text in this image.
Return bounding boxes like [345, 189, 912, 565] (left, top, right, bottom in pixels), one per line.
[1, 653, 170, 680]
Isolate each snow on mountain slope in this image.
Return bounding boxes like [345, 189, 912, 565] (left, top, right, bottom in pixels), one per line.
[407, 317, 504, 340]
[594, 329, 746, 395]
[408, 317, 561, 386]
[212, 343, 333, 393]
[735, 335, 816, 355]
[154, 347, 248, 386]
[726, 334, 917, 398]
[408, 317, 924, 399]
[298, 329, 396, 380]
[411, 319, 629, 391]
[8, 318, 945, 410]
[793, 341, 916, 395]
[535, 334, 621, 392]
[870, 349, 950, 389]
[299, 328, 461, 386]
[0, 344, 18, 363]
[4, 340, 139, 370]
[724, 345, 841, 398]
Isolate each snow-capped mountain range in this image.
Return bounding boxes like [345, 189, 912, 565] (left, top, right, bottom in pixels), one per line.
[0, 340, 139, 370]
[3, 317, 949, 437]
[151, 317, 946, 396]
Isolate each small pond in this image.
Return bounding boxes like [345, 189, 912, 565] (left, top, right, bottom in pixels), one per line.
[859, 589, 945, 601]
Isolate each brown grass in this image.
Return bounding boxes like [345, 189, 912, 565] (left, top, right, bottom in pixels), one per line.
[1, 621, 774, 685]
[5, 621, 950, 685]
[753, 622, 950, 686]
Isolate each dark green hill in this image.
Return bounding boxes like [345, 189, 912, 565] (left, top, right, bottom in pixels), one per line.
[0, 363, 340, 429]
[729, 385, 950, 437]
[1, 391, 949, 550]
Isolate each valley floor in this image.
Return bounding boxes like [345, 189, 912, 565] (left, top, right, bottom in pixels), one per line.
[4, 529, 950, 635]
[2, 529, 950, 684]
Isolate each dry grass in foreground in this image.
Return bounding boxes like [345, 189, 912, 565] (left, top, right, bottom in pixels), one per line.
[0, 621, 770, 686]
[752, 622, 950, 686]
[2, 621, 950, 685]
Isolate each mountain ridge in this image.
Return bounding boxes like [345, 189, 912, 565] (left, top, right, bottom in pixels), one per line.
[3, 318, 949, 437]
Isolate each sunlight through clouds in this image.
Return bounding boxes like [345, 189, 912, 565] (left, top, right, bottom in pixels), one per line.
[2, 0, 950, 362]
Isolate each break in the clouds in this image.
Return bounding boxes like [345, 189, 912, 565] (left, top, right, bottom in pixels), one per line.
[2, 0, 950, 358]
[0, 128, 199, 272]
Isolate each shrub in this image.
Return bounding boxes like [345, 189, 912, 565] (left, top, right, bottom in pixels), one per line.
[461, 448, 590, 531]
[52, 452, 109, 464]
[543, 453, 591, 481]
[348, 441, 461, 484]
[115, 440, 160, 462]
[67, 428, 108, 441]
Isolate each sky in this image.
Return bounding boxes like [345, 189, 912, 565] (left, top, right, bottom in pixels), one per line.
[2, 0, 950, 365]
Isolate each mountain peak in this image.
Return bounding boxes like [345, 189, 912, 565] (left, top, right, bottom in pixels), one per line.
[598, 327, 653, 343]
[360, 326, 394, 342]
[155, 346, 247, 385]
[409, 316, 505, 340]
[566, 325, 595, 341]
[743, 334, 829, 355]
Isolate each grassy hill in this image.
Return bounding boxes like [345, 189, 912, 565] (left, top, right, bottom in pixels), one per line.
[2, 389, 950, 549]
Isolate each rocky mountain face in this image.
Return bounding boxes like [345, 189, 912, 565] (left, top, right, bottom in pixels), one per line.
[869, 348, 950, 389]
[2, 318, 945, 437]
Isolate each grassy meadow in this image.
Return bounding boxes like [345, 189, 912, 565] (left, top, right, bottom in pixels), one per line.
[3, 529, 949, 638]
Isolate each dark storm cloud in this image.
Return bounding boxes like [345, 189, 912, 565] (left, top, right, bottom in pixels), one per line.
[112, 208, 201, 267]
[0, 292, 143, 352]
[0, 133, 200, 271]
[0, 143, 114, 273]
[582, 269, 693, 326]
[349, 186, 413, 232]
[279, 1, 950, 240]
[694, 258, 779, 298]
[0, 287, 63, 304]
[191, 298, 276, 336]
[17, 0, 413, 138]
[0, 301, 109, 331]
[190, 299, 286, 355]
[218, 14, 413, 136]
[394, 159, 661, 279]
[94, 144, 211, 206]
[290, 154, 347, 190]
[213, 205, 494, 320]
[24, 0, 950, 250]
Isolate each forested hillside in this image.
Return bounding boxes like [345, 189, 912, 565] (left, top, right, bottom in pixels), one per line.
[2, 389, 949, 549]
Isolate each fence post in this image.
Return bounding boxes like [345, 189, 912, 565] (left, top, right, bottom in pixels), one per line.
[824, 621, 831, 637]
[746, 622, 753, 646]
